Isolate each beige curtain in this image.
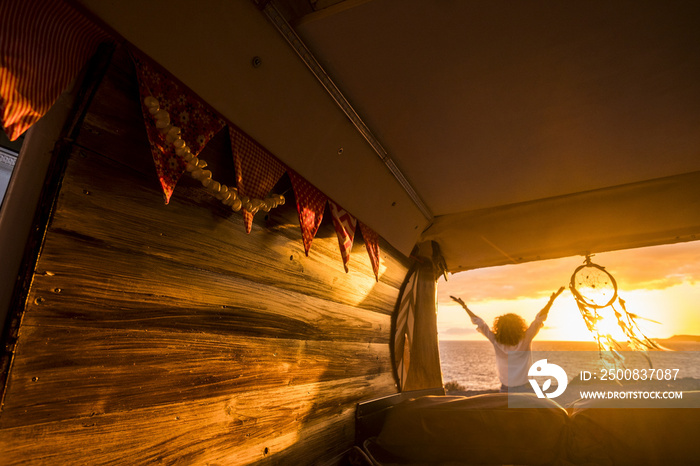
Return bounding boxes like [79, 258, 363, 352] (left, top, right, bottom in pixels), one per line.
[393, 242, 444, 391]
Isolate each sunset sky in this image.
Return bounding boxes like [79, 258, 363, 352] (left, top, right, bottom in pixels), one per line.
[437, 240, 700, 341]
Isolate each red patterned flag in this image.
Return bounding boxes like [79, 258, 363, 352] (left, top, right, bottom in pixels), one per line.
[230, 126, 286, 233]
[329, 200, 357, 272]
[359, 222, 381, 280]
[131, 50, 226, 203]
[0, 0, 111, 140]
[288, 170, 327, 256]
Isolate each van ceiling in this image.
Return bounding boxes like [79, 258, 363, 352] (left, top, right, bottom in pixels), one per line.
[290, 0, 700, 213]
[79, 0, 700, 271]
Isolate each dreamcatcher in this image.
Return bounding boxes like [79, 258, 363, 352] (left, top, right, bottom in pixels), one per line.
[569, 255, 665, 367]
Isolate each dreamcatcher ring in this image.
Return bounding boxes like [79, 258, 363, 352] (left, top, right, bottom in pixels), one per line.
[569, 257, 618, 309]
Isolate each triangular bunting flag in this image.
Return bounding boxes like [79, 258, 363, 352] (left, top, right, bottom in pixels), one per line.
[131, 50, 225, 203]
[359, 222, 381, 280]
[288, 170, 327, 256]
[230, 126, 286, 233]
[0, 0, 111, 140]
[328, 200, 357, 272]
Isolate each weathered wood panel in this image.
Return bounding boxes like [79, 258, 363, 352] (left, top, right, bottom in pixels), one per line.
[1, 374, 394, 465]
[0, 45, 408, 464]
[1, 324, 392, 428]
[24, 234, 391, 342]
[50, 148, 404, 314]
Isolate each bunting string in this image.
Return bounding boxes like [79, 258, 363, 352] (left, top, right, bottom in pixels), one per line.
[134, 51, 379, 273]
[141, 95, 284, 214]
[0, 0, 383, 275]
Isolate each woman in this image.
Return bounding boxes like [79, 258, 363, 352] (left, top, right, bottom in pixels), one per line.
[450, 287, 565, 393]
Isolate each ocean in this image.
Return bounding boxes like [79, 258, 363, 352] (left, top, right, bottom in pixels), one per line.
[439, 340, 700, 391]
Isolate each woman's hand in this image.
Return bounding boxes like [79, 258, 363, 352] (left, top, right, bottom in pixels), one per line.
[450, 295, 477, 319]
[450, 295, 467, 308]
[550, 286, 565, 303]
[540, 287, 565, 318]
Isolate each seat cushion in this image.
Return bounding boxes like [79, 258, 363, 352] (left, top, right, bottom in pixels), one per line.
[567, 391, 700, 466]
[375, 394, 568, 465]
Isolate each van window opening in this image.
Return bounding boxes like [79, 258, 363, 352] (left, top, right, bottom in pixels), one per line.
[436, 241, 700, 394]
[0, 129, 22, 209]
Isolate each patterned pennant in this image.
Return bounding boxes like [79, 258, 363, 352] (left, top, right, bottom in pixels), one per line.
[230, 126, 286, 233]
[359, 222, 381, 280]
[131, 50, 226, 203]
[288, 170, 327, 256]
[0, 0, 111, 140]
[328, 200, 357, 272]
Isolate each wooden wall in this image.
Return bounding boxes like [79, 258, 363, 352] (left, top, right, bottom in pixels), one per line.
[0, 46, 410, 464]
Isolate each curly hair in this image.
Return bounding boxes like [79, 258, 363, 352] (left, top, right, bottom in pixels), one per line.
[492, 313, 528, 346]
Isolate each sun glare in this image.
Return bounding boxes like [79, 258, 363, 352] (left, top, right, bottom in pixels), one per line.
[591, 306, 628, 342]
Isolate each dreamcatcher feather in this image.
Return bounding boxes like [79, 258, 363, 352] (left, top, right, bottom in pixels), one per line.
[569, 255, 666, 369]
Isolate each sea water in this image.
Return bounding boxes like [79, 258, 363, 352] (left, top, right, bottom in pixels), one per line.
[439, 340, 700, 391]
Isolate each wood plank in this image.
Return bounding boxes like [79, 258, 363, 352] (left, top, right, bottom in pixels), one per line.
[47, 149, 406, 314]
[0, 324, 394, 429]
[25, 231, 391, 343]
[0, 374, 396, 465]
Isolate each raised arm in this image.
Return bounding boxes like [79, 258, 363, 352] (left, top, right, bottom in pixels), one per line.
[538, 286, 565, 320]
[451, 295, 496, 343]
[450, 295, 479, 320]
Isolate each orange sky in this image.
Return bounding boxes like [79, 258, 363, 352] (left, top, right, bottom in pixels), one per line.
[437, 240, 700, 341]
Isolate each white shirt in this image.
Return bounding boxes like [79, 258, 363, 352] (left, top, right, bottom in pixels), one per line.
[471, 311, 546, 386]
